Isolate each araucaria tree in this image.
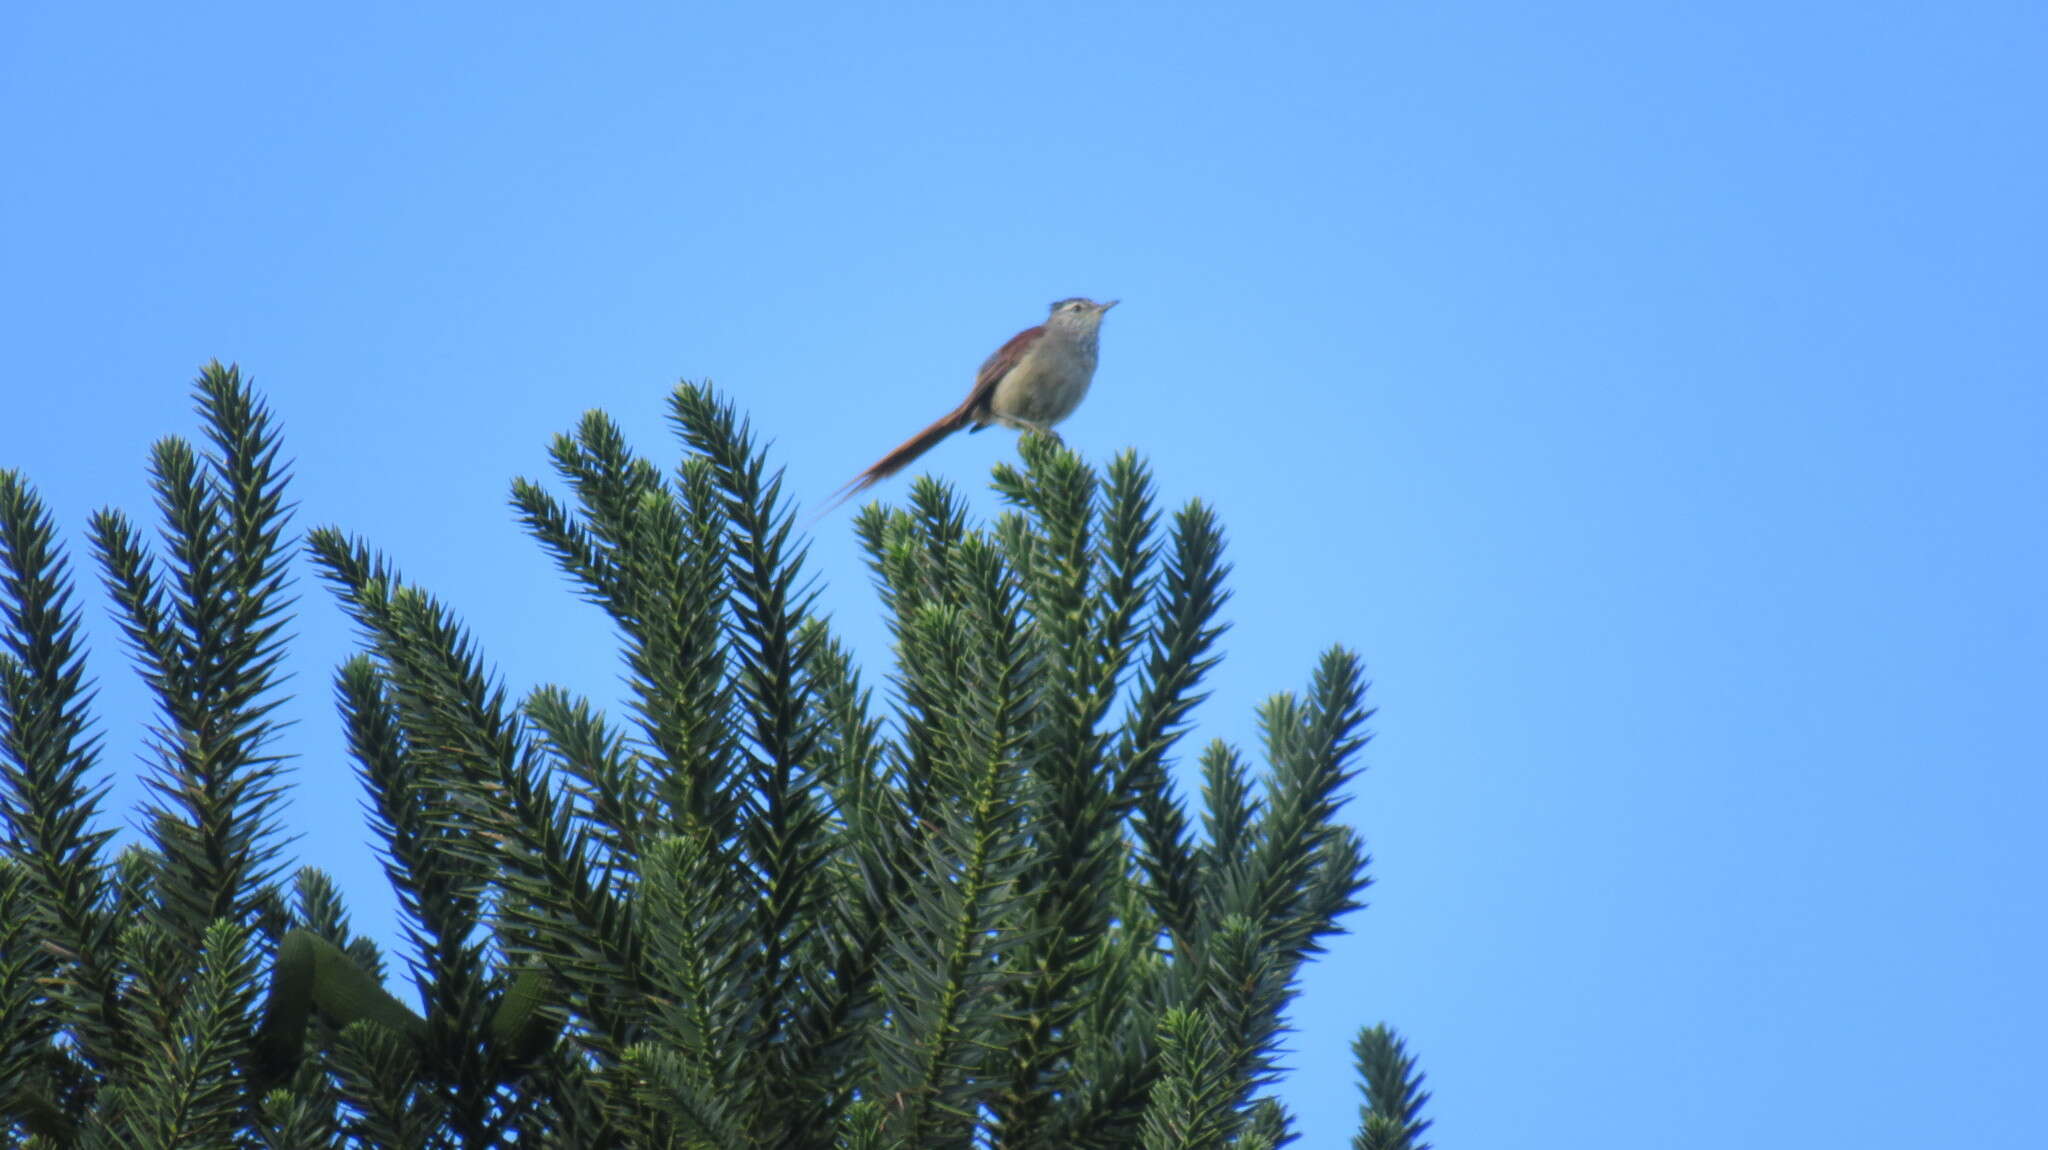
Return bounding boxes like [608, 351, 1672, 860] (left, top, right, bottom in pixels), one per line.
[0, 364, 1433, 1148]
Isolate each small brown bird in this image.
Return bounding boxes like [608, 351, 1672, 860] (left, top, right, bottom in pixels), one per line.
[819, 297, 1118, 516]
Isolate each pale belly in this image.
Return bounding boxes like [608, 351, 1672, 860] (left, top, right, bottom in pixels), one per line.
[989, 346, 1096, 429]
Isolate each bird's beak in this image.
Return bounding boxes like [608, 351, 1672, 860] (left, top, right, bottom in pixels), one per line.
[1099, 300, 1119, 311]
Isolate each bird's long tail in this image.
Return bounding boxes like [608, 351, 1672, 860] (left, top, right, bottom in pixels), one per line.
[810, 404, 974, 522]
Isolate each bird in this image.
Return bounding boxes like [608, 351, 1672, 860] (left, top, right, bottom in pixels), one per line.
[818, 297, 1118, 517]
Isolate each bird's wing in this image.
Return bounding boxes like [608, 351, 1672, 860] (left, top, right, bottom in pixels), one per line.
[963, 323, 1044, 419]
[808, 324, 1046, 522]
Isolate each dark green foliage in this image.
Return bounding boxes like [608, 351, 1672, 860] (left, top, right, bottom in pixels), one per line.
[88, 370, 296, 954]
[1350, 1025, 1433, 1150]
[2, 365, 297, 1145]
[0, 466, 123, 1108]
[0, 366, 1432, 1147]
[1139, 1009, 1239, 1150]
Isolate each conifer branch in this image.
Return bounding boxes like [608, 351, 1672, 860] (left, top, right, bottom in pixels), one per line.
[1352, 1024, 1433, 1150]
[0, 370, 1426, 1146]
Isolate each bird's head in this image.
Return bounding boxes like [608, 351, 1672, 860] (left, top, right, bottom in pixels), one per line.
[1047, 297, 1118, 331]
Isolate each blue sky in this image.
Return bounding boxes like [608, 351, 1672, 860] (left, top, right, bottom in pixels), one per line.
[4, 2, 2044, 1145]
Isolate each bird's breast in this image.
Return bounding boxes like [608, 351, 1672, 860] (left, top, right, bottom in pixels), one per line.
[990, 337, 1098, 427]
